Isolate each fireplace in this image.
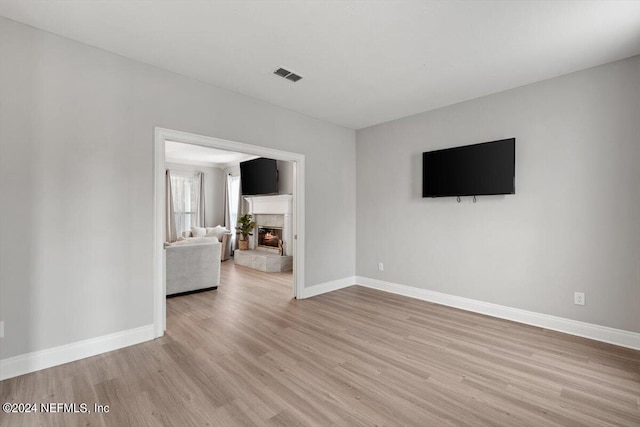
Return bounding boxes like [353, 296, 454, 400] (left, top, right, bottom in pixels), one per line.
[245, 195, 293, 256]
[258, 227, 283, 249]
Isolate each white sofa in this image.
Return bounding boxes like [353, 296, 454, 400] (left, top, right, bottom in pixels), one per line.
[165, 240, 221, 296]
[182, 226, 233, 261]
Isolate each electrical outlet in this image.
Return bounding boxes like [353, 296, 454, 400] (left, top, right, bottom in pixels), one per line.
[574, 292, 585, 306]
[378, 262, 384, 271]
[0, 321, 4, 338]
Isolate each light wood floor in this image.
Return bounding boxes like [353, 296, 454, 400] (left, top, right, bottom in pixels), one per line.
[1, 260, 639, 426]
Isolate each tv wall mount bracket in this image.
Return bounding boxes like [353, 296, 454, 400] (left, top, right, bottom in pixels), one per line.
[457, 196, 478, 203]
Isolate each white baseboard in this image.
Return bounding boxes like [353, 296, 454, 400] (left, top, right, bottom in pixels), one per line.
[4, 278, 634, 382]
[0, 324, 155, 380]
[356, 276, 640, 350]
[300, 276, 356, 299]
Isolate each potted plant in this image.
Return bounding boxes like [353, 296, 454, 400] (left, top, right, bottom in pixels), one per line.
[236, 213, 256, 250]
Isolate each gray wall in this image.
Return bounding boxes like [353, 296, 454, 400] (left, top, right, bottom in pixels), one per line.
[0, 18, 356, 359]
[165, 162, 225, 228]
[224, 164, 241, 177]
[277, 160, 293, 194]
[356, 56, 640, 333]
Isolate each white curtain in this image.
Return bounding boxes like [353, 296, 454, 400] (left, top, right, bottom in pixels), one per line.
[165, 170, 177, 243]
[196, 172, 205, 228]
[224, 174, 241, 253]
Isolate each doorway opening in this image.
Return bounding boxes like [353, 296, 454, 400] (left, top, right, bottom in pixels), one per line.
[153, 128, 305, 337]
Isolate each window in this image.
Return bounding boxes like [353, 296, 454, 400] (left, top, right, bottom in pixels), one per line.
[170, 173, 200, 234]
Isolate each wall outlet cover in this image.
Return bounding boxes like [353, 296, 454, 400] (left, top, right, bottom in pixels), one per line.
[574, 292, 585, 306]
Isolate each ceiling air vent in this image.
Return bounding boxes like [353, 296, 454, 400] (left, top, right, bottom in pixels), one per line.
[273, 67, 303, 83]
[285, 73, 302, 82]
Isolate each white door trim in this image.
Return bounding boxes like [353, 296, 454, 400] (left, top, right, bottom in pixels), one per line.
[153, 127, 305, 337]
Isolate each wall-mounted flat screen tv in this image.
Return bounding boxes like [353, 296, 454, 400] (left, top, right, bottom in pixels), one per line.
[422, 138, 515, 198]
[240, 157, 278, 195]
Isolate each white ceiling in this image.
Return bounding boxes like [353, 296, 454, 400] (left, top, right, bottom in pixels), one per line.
[1, 1, 639, 129]
[165, 141, 256, 168]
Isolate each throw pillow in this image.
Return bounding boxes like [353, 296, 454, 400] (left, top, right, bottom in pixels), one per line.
[206, 225, 230, 240]
[191, 226, 207, 237]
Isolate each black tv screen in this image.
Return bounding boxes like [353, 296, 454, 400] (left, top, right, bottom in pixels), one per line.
[240, 158, 278, 195]
[422, 138, 515, 198]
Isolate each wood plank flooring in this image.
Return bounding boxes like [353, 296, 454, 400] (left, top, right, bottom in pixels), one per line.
[1, 260, 639, 426]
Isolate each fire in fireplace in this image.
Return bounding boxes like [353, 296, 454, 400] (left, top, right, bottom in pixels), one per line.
[258, 227, 283, 248]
